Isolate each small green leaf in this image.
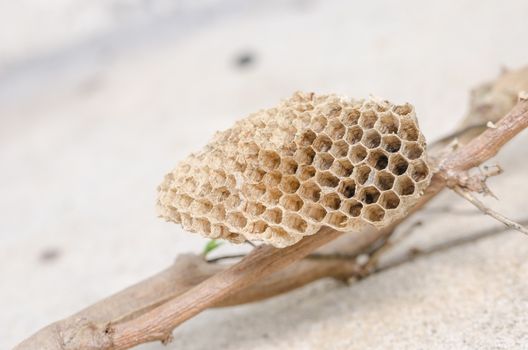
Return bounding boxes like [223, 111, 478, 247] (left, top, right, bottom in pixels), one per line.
[203, 239, 223, 257]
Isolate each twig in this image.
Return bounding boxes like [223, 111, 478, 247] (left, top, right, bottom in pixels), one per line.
[452, 186, 528, 236]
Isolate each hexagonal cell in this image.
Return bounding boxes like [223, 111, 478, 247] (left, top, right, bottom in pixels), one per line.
[382, 135, 402, 153]
[210, 169, 227, 187]
[210, 205, 226, 221]
[311, 114, 328, 132]
[280, 175, 301, 193]
[358, 186, 381, 205]
[247, 220, 268, 234]
[338, 178, 356, 198]
[331, 159, 354, 177]
[298, 181, 322, 202]
[349, 144, 368, 164]
[259, 150, 281, 171]
[303, 203, 327, 222]
[354, 164, 372, 185]
[399, 118, 419, 141]
[244, 167, 266, 182]
[283, 213, 307, 233]
[197, 182, 212, 197]
[297, 129, 317, 147]
[243, 183, 267, 200]
[325, 119, 346, 139]
[377, 113, 399, 134]
[394, 175, 415, 196]
[393, 103, 413, 116]
[261, 187, 282, 205]
[280, 157, 299, 175]
[345, 125, 364, 144]
[240, 141, 260, 156]
[359, 110, 377, 129]
[330, 139, 349, 158]
[191, 199, 213, 215]
[209, 223, 227, 238]
[342, 199, 363, 217]
[280, 194, 304, 211]
[210, 187, 230, 202]
[313, 152, 334, 170]
[363, 204, 385, 222]
[312, 135, 332, 153]
[298, 165, 317, 180]
[362, 129, 381, 149]
[321, 193, 342, 210]
[181, 213, 193, 231]
[326, 212, 348, 228]
[227, 212, 248, 229]
[193, 218, 211, 234]
[402, 142, 423, 160]
[389, 154, 409, 176]
[245, 201, 266, 216]
[176, 194, 193, 207]
[263, 207, 283, 224]
[367, 149, 389, 170]
[379, 191, 400, 210]
[263, 171, 282, 187]
[294, 147, 316, 165]
[374, 171, 395, 191]
[410, 159, 429, 182]
[317, 171, 340, 188]
[341, 108, 361, 126]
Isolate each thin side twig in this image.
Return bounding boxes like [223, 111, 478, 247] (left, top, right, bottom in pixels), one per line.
[452, 186, 528, 236]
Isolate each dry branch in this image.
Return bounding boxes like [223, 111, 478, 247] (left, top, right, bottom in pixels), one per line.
[15, 93, 528, 350]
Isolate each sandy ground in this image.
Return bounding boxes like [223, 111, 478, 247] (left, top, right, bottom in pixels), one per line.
[1, 1, 528, 349]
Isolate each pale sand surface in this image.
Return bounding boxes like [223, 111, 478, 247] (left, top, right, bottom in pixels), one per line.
[1, 1, 528, 349]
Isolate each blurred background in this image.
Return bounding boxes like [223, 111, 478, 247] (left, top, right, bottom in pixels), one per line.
[2, 1, 528, 349]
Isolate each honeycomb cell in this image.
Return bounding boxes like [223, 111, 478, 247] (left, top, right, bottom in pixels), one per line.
[355, 164, 372, 185]
[263, 207, 283, 224]
[399, 118, 419, 141]
[326, 212, 348, 228]
[325, 119, 346, 139]
[279, 157, 299, 175]
[294, 147, 316, 165]
[338, 179, 356, 198]
[345, 126, 364, 144]
[377, 113, 399, 134]
[379, 191, 400, 210]
[362, 129, 381, 148]
[367, 149, 389, 170]
[363, 204, 385, 222]
[280, 194, 304, 212]
[331, 159, 354, 177]
[316, 171, 340, 188]
[313, 134, 333, 152]
[349, 144, 368, 164]
[410, 159, 429, 182]
[158, 92, 431, 247]
[359, 110, 377, 128]
[395, 176, 415, 196]
[298, 181, 322, 202]
[382, 135, 401, 153]
[358, 186, 381, 205]
[280, 175, 301, 193]
[313, 153, 334, 170]
[389, 154, 409, 176]
[342, 199, 363, 217]
[259, 150, 281, 171]
[374, 171, 395, 191]
[321, 193, 341, 210]
[341, 108, 361, 126]
[297, 129, 317, 147]
[298, 165, 316, 180]
[330, 140, 349, 158]
[402, 142, 423, 160]
[283, 213, 307, 233]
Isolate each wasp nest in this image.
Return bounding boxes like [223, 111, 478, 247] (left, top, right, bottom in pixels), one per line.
[158, 92, 431, 247]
